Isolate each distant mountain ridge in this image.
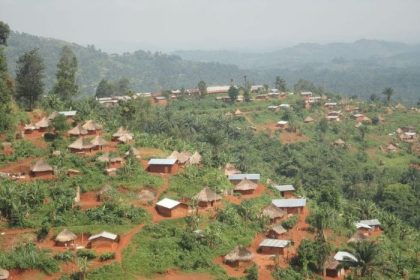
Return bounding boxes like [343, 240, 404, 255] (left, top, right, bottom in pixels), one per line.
[5, 31, 249, 95]
[4, 32, 420, 103]
[175, 40, 420, 103]
[174, 39, 420, 69]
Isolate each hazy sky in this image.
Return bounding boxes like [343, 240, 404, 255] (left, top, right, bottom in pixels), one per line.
[1, 0, 420, 53]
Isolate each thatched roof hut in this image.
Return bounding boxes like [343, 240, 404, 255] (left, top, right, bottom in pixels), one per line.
[68, 124, 88, 136]
[97, 152, 110, 163]
[68, 137, 94, 151]
[90, 135, 107, 147]
[386, 144, 397, 152]
[55, 229, 77, 243]
[224, 246, 253, 264]
[234, 109, 242, 116]
[333, 139, 346, 146]
[117, 133, 133, 143]
[188, 151, 202, 165]
[270, 224, 287, 235]
[35, 117, 50, 129]
[304, 116, 314, 123]
[224, 163, 240, 176]
[262, 204, 286, 220]
[168, 151, 191, 164]
[234, 179, 258, 192]
[82, 120, 102, 131]
[24, 123, 37, 131]
[0, 268, 9, 280]
[125, 147, 141, 159]
[194, 187, 222, 203]
[31, 159, 53, 173]
[112, 127, 128, 138]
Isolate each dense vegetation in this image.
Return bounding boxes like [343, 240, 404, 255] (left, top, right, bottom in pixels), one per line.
[0, 20, 419, 280]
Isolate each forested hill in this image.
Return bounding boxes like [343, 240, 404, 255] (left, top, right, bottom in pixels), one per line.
[5, 31, 249, 95]
[5, 32, 420, 103]
[175, 40, 420, 104]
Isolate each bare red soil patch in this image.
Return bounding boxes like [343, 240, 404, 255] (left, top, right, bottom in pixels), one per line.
[138, 269, 214, 280]
[224, 184, 267, 205]
[213, 256, 250, 278]
[77, 191, 102, 210]
[280, 131, 309, 144]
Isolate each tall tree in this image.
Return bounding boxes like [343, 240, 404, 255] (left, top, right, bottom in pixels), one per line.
[53, 46, 78, 101]
[228, 86, 238, 103]
[15, 49, 45, 111]
[197, 80, 207, 96]
[275, 76, 287, 92]
[382, 87, 394, 103]
[116, 77, 130, 95]
[0, 21, 10, 45]
[0, 21, 13, 131]
[95, 79, 113, 98]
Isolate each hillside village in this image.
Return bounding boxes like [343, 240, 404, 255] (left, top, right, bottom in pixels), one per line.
[0, 20, 420, 280]
[1, 80, 419, 280]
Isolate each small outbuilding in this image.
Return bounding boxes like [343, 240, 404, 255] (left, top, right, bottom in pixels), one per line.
[82, 120, 103, 135]
[194, 187, 222, 207]
[30, 159, 54, 177]
[68, 124, 88, 137]
[276, 120, 288, 129]
[262, 204, 286, 222]
[333, 139, 346, 147]
[68, 137, 94, 153]
[88, 231, 118, 249]
[55, 229, 77, 247]
[303, 116, 314, 123]
[267, 224, 287, 239]
[90, 135, 107, 150]
[325, 259, 344, 278]
[147, 158, 178, 173]
[258, 239, 291, 255]
[156, 198, 185, 217]
[273, 184, 295, 198]
[272, 198, 306, 214]
[35, 117, 50, 131]
[188, 151, 202, 165]
[356, 219, 381, 232]
[234, 179, 258, 195]
[224, 246, 253, 267]
[0, 268, 10, 280]
[24, 123, 37, 134]
[224, 163, 240, 176]
[228, 173, 260, 184]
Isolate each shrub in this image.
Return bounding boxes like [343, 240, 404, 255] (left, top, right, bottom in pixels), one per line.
[282, 215, 298, 230]
[54, 251, 74, 262]
[99, 252, 115, 261]
[76, 249, 96, 260]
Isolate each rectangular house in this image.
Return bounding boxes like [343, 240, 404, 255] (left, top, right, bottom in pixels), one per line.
[273, 185, 295, 198]
[147, 158, 178, 174]
[258, 239, 291, 255]
[272, 198, 306, 214]
[156, 198, 186, 217]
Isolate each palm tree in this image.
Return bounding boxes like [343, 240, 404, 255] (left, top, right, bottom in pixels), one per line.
[308, 207, 332, 242]
[382, 87, 394, 103]
[354, 199, 378, 220]
[77, 256, 89, 280]
[348, 240, 383, 277]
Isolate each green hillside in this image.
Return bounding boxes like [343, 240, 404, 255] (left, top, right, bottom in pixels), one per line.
[5, 31, 249, 95]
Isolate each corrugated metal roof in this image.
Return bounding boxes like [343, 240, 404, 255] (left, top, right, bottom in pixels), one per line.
[259, 239, 290, 248]
[59, 111, 77, 116]
[334, 251, 357, 262]
[354, 222, 372, 229]
[273, 185, 295, 192]
[358, 219, 381, 226]
[228, 174, 260, 181]
[272, 198, 306, 208]
[148, 158, 177, 165]
[277, 121, 288, 125]
[88, 231, 117, 241]
[156, 198, 181, 209]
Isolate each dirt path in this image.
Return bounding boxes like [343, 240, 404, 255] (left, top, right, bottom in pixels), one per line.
[115, 224, 145, 262]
